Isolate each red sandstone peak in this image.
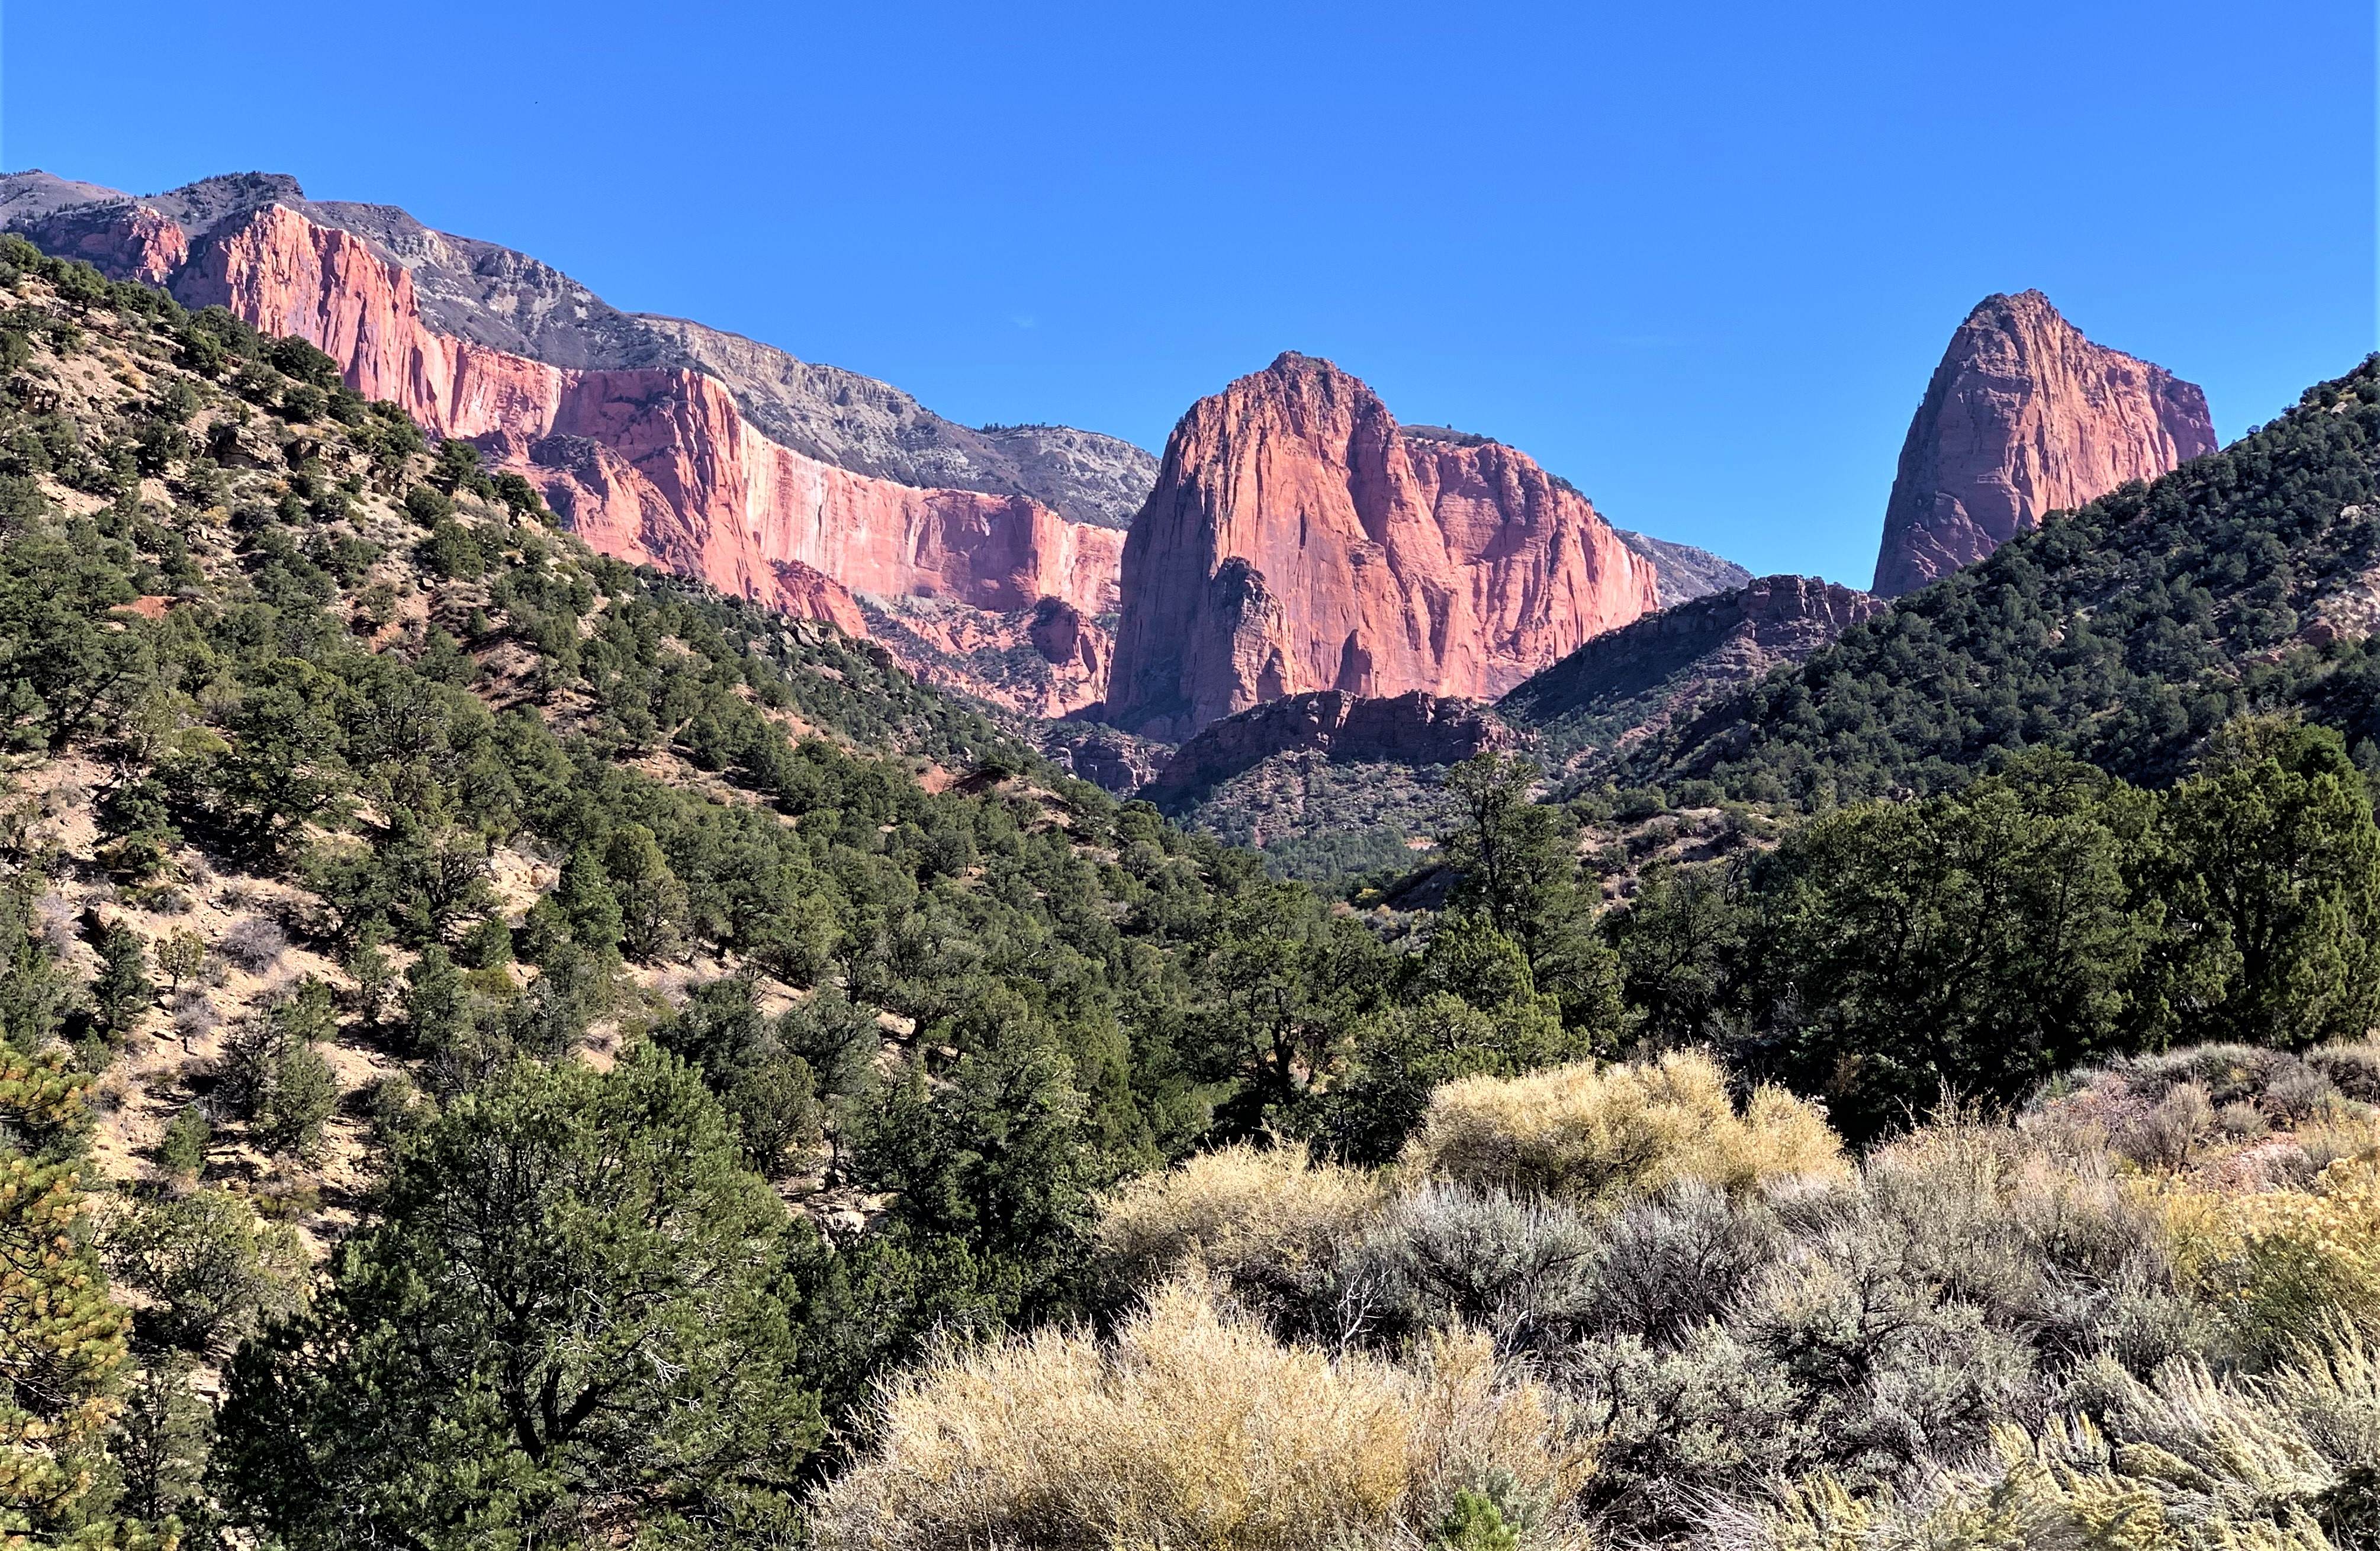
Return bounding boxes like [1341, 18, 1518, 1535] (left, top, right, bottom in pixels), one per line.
[1873, 291, 2215, 597]
[1101, 353, 1660, 741]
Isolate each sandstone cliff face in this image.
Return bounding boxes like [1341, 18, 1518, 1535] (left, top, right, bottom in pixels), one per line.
[633, 315, 1156, 529]
[18, 200, 187, 285]
[1873, 291, 2215, 597]
[55, 172, 1160, 527]
[2, 174, 1132, 658]
[1142, 690, 1510, 805]
[1102, 354, 1660, 741]
[857, 596, 1112, 719]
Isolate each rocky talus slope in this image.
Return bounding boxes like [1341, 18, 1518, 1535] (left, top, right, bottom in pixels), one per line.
[1140, 689, 1510, 806]
[1613, 525, 1753, 606]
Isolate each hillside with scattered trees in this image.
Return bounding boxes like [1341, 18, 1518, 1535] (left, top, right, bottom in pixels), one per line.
[0, 238, 2375, 1551]
[1618, 364, 2380, 804]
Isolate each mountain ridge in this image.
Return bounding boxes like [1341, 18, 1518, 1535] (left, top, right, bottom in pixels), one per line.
[1628, 357, 2380, 802]
[1, 169, 1160, 527]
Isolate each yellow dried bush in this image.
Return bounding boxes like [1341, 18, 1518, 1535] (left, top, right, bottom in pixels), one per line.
[811, 1273, 1594, 1551]
[2166, 1150, 2380, 1364]
[1094, 1142, 1384, 1293]
[1403, 1051, 1849, 1209]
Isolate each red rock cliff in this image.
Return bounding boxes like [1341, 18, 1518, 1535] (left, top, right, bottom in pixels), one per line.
[1102, 353, 1659, 741]
[1873, 291, 2215, 597]
[21, 202, 188, 286]
[65, 198, 1123, 633]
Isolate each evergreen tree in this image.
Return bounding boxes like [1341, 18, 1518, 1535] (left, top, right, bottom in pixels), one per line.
[0, 1045, 141, 1543]
[1441, 752, 1622, 1027]
[2160, 717, 2380, 1047]
[215, 1045, 821, 1548]
[88, 923, 152, 1038]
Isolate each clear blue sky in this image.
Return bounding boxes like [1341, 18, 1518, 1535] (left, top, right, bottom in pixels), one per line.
[5, 1, 2372, 584]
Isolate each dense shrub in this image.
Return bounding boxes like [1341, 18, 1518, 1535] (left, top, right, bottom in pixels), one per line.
[1095, 1143, 1382, 1298]
[811, 1274, 1596, 1551]
[1354, 1183, 1605, 1357]
[1712, 1334, 2380, 1551]
[1403, 1052, 1847, 1207]
[2167, 1156, 2380, 1368]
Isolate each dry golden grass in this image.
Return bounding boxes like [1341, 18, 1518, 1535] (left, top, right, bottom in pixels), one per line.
[1403, 1051, 1848, 1209]
[1094, 1142, 1384, 1293]
[811, 1273, 1594, 1551]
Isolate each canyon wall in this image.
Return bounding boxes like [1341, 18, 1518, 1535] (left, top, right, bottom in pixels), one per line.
[1102, 353, 1659, 741]
[1873, 291, 2215, 597]
[166, 201, 1125, 624]
[5, 176, 1127, 645]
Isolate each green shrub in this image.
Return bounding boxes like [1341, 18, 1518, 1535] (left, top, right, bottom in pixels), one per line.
[105, 1188, 307, 1353]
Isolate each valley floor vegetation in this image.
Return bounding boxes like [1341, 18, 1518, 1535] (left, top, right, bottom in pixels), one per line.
[0, 240, 2372, 1549]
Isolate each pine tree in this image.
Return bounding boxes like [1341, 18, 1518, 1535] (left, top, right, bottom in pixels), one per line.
[0, 1047, 140, 1543]
[215, 1045, 821, 1547]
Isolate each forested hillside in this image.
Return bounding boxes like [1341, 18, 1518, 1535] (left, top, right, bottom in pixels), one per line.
[1, 236, 2378, 1551]
[0, 239, 1421, 1544]
[1622, 364, 2380, 803]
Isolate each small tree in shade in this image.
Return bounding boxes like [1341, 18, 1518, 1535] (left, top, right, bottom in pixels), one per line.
[158, 1105, 210, 1182]
[91, 921, 154, 1037]
[252, 1041, 337, 1159]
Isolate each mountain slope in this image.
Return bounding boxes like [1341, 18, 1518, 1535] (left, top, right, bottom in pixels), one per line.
[0, 169, 1149, 716]
[1623, 358, 2380, 802]
[1873, 290, 2216, 596]
[1500, 574, 1884, 779]
[0, 234, 1372, 1541]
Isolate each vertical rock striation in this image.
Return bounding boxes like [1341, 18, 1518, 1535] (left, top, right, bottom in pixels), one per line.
[1102, 353, 1659, 741]
[1873, 291, 2215, 597]
[1, 172, 1134, 669]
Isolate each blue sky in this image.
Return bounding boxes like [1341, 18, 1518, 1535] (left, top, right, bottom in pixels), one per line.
[4, 1, 2371, 584]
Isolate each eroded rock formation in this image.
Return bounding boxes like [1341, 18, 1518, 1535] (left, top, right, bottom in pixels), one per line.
[1102, 353, 1660, 741]
[1141, 689, 1511, 805]
[1873, 291, 2215, 597]
[2, 172, 1134, 657]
